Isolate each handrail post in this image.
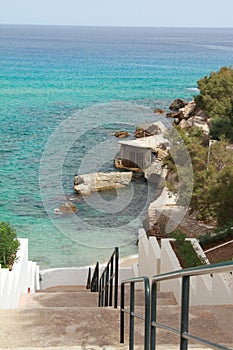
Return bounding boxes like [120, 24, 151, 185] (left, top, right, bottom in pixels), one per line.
[120, 276, 151, 350]
[129, 281, 135, 350]
[180, 276, 190, 350]
[98, 276, 101, 306]
[86, 267, 91, 289]
[144, 277, 150, 350]
[120, 282, 125, 343]
[105, 265, 109, 306]
[91, 261, 99, 292]
[100, 274, 105, 307]
[109, 255, 114, 306]
[98, 247, 119, 309]
[150, 281, 157, 350]
[114, 247, 119, 308]
[96, 261, 99, 291]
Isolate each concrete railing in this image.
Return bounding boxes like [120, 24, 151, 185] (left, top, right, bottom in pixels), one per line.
[0, 238, 39, 309]
[137, 229, 233, 306]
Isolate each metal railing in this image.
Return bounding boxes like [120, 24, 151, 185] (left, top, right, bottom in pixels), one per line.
[119, 261, 233, 350]
[151, 261, 233, 350]
[99, 247, 119, 308]
[120, 276, 150, 350]
[92, 261, 100, 292]
[86, 267, 91, 290]
[86, 262, 99, 292]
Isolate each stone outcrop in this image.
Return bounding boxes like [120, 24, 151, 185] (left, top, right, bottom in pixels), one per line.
[169, 98, 187, 111]
[135, 124, 161, 138]
[114, 131, 129, 138]
[55, 201, 77, 213]
[166, 111, 183, 119]
[179, 101, 196, 119]
[74, 171, 133, 195]
[191, 110, 210, 133]
[166, 99, 210, 133]
[154, 108, 165, 114]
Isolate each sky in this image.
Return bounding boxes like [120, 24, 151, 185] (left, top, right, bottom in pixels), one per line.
[0, 0, 233, 27]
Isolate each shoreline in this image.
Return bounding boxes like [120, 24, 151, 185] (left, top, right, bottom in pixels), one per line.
[119, 254, 138, 268]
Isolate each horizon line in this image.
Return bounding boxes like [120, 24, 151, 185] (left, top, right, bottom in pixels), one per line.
[0, 23, 233, 29]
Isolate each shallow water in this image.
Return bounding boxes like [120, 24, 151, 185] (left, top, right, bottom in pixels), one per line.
[0, 25, 233, 268]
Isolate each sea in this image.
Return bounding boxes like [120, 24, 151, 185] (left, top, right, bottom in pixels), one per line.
[0, 25, 233, 269]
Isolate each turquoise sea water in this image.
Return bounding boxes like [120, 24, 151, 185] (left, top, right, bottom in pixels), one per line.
[1, 25, 233, 268]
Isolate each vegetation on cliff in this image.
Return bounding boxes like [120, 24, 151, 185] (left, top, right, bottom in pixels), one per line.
[164, 66, 233, 228]
[195, 66, 233, 142]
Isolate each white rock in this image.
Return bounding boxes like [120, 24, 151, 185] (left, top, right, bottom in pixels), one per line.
[179, 101, 196, 119]
[74, 171, 133, 195]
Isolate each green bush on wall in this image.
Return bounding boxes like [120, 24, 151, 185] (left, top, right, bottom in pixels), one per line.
[0, 222, 20, 270]
[172, 230, 206, 268]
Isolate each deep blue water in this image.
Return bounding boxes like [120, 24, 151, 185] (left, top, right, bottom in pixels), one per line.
[0, 25, 233, 268]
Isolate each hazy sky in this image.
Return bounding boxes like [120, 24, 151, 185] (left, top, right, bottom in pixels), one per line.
[0, 0, 233, 27]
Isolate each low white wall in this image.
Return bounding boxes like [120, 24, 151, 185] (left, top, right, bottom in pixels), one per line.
[160, 239, 182, 304]
[40, 265, 135, 290]
[136, 231, 233, 306]
[40, 267, 90, 289]
[138, 228, 160, 280]
[0, 238, 39, 309]
[159, 238, 233, 306]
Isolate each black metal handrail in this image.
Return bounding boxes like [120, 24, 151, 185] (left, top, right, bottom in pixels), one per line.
[150, 260, 233, 350]
[86, 261, 99, 292]
[86, 267, 91, 290]
[91, 261, 99, 292]
[120, 276, 150, 350]
[99, 247, 119, 308]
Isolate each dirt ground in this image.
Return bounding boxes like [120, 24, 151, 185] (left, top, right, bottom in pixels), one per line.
[205, 241, 233, 264]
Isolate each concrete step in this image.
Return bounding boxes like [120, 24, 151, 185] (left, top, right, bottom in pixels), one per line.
[0, 307, 121, 348]
[19, 286, 177, 313]
[39, 285, 88, 293]
[19, 291, 99, 309]
[0, 305, 232, 349]
[120, 287, 177, 306]
[0, 346, 219, 350]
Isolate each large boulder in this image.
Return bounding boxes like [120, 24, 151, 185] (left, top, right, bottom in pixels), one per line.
[154, 108, 165, 114]
[135, 121, 167, 138]
[169, 98, 187, 111]
[74, 171, 133, 195]
[179, 118, 193, 129]
[191, 110, 210, 133]
[179, 101, 196, 119]
[114, 131, 129, 138]
[55, 201, 77, 214]
[166, 111, 183, 119]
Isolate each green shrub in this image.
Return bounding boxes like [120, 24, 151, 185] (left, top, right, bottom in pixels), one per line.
[0, 222, 20, 270]
[210, 118, 233, 142]
[199, 226, 233, 248]
[172, 230, 205, 268]
[195, 66, 233, 142]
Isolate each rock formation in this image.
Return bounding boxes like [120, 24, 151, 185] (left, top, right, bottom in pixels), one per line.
[166, 99, 210, 133]
[154, 108, 165, 114]
[114, 131, 129, 138]
[169, 98, 187, 111]
[55, 201, 77, 213]
[134, 123, 162, 138]
[74, 171, 133, 195]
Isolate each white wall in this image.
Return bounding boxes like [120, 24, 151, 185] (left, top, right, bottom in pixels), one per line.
[40, 265, 135, 290]
[137, 231, 233, 306]
[138, 228, 160, 280]
[160, 238, 182, 304]
[0, 238, 39, 309]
